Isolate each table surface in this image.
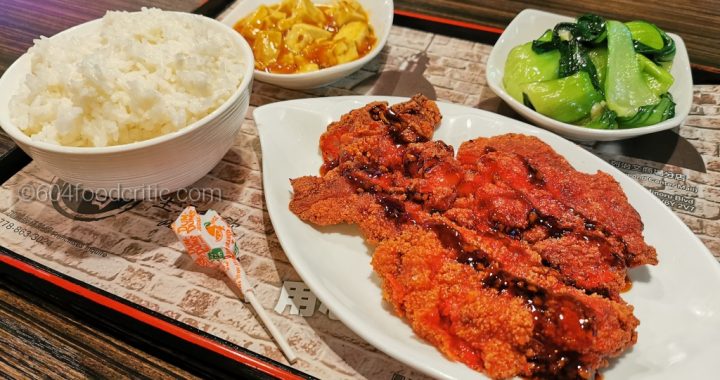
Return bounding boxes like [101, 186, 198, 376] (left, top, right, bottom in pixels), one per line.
[0, 0, 718, 378]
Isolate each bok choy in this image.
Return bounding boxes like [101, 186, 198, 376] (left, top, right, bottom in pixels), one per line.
[503, 13, 677, 130]
[605, 20, 659, 118]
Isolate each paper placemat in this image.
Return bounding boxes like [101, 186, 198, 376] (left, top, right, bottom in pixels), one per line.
[1, 9, 718, 379]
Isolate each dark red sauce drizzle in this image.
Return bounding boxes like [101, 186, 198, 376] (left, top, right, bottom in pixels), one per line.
[377, 195, 414, 225]
[527, 209, 571, 238]
[501, 207, 626, 271]
[321, 158, 339, 174]
[335, 136, 609, 379]
[485, 270, 595, 379]
[522, 158, 546, 187]
[385, 108, 428, 144]
[342, 164, 384, 192]
[425, 221, 491, 270]
[423, 220, 596, 380]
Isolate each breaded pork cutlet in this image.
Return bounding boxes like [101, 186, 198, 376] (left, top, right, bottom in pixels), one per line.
[289, 95, 657, 379]
[372, 220, 639, 379]
[318, 94, 442, 174]
[454, 135, 656, 297]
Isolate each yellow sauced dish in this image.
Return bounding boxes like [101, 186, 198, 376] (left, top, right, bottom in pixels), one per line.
[234, 0, 377, 74]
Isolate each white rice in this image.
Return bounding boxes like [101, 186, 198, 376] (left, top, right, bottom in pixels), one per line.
[10, 8, 244, 147]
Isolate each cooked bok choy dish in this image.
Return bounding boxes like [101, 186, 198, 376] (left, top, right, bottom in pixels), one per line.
[503, 14, 676, 129]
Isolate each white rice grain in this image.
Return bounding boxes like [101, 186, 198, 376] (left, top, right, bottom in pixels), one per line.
[10, 8, 244, 147]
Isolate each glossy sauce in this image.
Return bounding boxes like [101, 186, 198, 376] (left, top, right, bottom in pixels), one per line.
[424, 220, 596, 379]
[300, 98, 644, 380]
[377, 195, 415, 224]
[234, 2, 377, 74]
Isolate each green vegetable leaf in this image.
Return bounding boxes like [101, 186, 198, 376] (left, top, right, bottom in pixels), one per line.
[557, 38, 602, 93]
[637, 53, 674, 96]
[503, 42, 560, 102]
[626, 21, 664, 49]
[530, 15, 605, 93]
[581, 102, 618, 129]
[522, 93, 535, 109]
[554, 22, 577, 42]
[618, 93, 675, 128]
[531, 29, 556, 53]
[587, 47, 608, 89]
[605, 20, 659, 117]
[576, 14, 607, 43]
[517, 15, 676, 129]
[627, 20, 676, 65]
[522, 71, 603, 123]
[531, 14, 607, 52]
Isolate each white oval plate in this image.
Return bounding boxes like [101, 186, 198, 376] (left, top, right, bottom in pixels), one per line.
[254, 96, 720, 379]
[486, 9, 693, 142]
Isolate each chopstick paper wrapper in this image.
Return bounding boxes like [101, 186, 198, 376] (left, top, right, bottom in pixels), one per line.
[171, 206, 297, 364]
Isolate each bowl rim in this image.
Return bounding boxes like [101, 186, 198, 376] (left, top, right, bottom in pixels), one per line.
[0, 10, 255, 155]
[485, 8, 693, 140]
[222, 0, 394, 80]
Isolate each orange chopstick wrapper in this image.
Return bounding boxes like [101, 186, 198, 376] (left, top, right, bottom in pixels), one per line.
[172, 206, 297, 364]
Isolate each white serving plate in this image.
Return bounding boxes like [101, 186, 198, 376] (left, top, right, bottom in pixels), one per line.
[220, 0, 393, 89]
[486, 9, 693, 142]
[254, 96, 720, 379]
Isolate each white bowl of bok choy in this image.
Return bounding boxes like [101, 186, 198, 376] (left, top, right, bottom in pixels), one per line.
[486, 9, 692, 141]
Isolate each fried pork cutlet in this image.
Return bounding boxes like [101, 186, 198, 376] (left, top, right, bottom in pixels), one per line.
[318, 94, 442, 174]
[289, 96, 657, 379]
[454, 136, 656, 297]
[372, 221, 638, 379]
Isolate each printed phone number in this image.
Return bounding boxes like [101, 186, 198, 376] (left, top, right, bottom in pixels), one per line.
[0, 218, 51, 245]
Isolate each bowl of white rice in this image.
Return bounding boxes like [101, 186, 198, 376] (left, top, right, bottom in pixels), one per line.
[0, 8, 254, 198]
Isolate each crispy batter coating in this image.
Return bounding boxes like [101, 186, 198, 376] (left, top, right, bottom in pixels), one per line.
[455, 135, 657, 296]
[372, 223, 639, 379]
[318, 94, 442, 175]
[319, 101, 390, 173]
[457, 135, 657, 268]
[289, 170, 401, 243]
[372, 228, 535, 379]
[289, 96, 656, 379]
[384, 93, 442, 143]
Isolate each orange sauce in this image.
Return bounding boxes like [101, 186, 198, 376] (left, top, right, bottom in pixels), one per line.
[233, 1, 377, 74]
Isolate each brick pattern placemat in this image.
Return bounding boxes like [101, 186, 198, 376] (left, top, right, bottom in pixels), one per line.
[1, 14, 718, 380]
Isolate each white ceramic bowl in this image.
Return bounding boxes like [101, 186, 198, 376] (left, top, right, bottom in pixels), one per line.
[221, 0, 393, 90]
[0, 12, 254, 199]
[486, 9, 693, 142]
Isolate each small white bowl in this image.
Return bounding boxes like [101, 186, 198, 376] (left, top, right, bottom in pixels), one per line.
[221, 0, 393, 90]
[486, 9, 693, 142]
[0, 12, 254, 199]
